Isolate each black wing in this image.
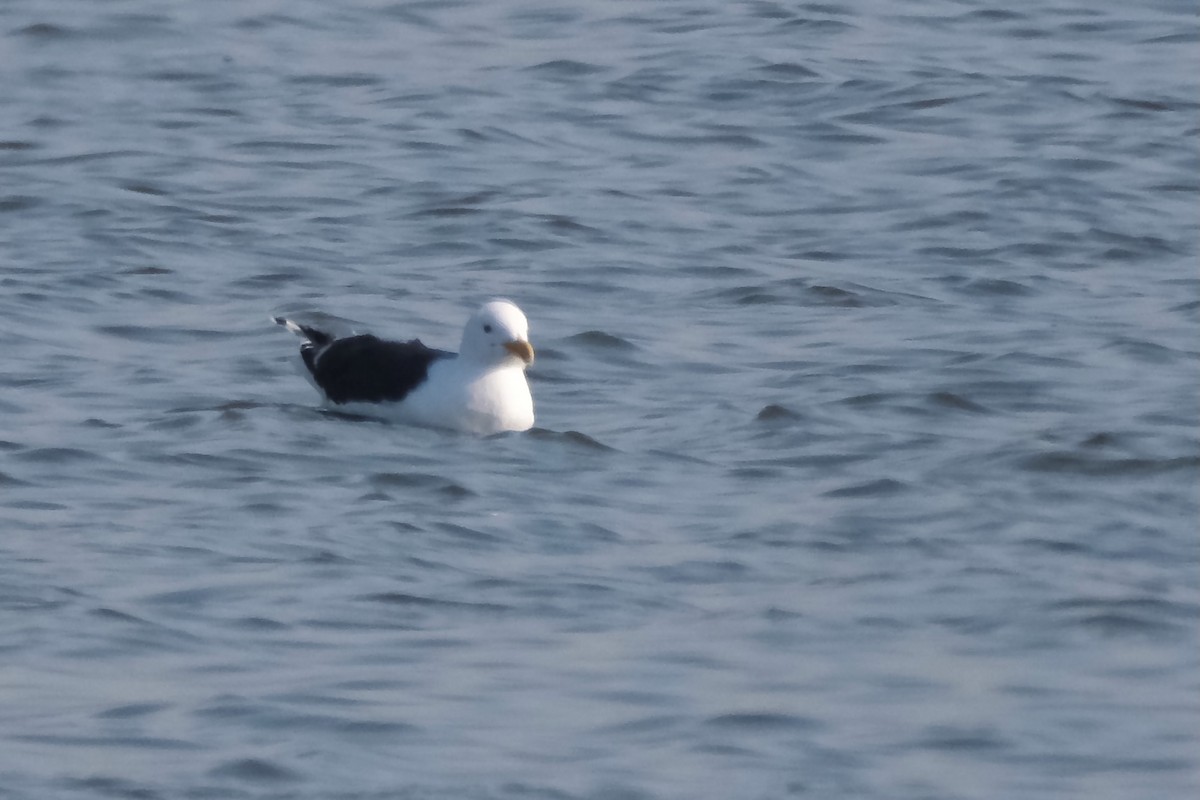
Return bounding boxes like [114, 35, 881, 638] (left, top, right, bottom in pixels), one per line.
[307, 335, 452, 404]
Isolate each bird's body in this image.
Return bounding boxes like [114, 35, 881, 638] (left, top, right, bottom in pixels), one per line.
[274, 300, 535, 434]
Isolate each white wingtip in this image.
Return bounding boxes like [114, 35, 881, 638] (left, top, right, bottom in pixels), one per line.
[273, 316, 306, 337]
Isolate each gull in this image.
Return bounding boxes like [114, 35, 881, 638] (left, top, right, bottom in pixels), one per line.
[273, 299, 534, 434]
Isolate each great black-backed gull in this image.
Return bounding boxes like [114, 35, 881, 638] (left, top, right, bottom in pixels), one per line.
[273, 300, 535, 434]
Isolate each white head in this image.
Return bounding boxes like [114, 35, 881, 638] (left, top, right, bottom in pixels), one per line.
[459, 299, 534, 368]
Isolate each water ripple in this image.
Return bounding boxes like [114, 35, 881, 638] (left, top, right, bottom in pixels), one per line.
[1, 0, 1196, 797]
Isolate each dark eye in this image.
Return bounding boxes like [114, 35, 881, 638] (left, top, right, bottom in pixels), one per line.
[483, 324, 493, 333]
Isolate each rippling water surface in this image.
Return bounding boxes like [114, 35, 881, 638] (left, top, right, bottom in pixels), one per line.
[2, 1, 1197, 798]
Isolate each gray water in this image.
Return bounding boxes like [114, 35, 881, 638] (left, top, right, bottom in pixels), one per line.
[1, 1, 1197, 798]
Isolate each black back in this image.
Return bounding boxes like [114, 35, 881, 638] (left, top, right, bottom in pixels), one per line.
[306, 335, 451, 404]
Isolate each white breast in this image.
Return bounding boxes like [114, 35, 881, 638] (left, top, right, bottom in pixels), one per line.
[392, 359, 534, 434]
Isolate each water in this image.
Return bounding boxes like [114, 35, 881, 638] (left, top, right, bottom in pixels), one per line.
[1, 0, 1197, 797]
